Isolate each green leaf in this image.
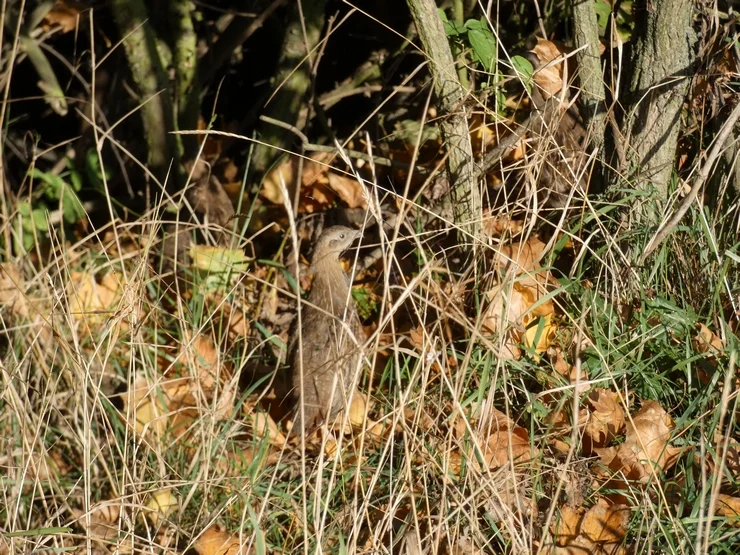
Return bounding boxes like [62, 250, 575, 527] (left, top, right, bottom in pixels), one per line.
[248, 506, 266, 555]
[439, 9, 465, 36]
[511, 55, 534, 91]
[85, 149, 109, 190]
[61, 186, 86, 224]
[6, 527, 72, 537]
[66, 158, 83, 192]
[17, 200, 31, 217]
[32, 208, 48, 231]
[511, 55, 534, 79]
[594, 0, 612, 32]
[468, 26, 496, 72]
[29, 168, 65, 200]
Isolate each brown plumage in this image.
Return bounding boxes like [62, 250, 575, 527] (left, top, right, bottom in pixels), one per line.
[289, 226, 364, 435]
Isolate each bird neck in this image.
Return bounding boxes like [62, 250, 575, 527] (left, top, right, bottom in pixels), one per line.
[310, 257, 351, 302]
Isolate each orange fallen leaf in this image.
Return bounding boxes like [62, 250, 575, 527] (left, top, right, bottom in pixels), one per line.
[530, 38, 567, 97]
[480, 408, 537, 468]
[584, 389, 625, 451]
[580, 499, 629, 544]
[194, 524, 250, 555]
[595, 400, 682, 482]
[716, 494, 740, 525]
[551, 505, 583, 546]
[326, 172, 367, 209]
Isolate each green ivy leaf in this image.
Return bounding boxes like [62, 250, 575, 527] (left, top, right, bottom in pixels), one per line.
[467, 26, 496, 72]
[31, 208, 48, 231]
[29, 168, 65, 200]
[511, 55, 534, 91]
[85, 149, 109, 191]
[61, 186, 86, 224]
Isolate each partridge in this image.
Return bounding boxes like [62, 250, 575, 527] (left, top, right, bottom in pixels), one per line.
[289, 226, 364, 435]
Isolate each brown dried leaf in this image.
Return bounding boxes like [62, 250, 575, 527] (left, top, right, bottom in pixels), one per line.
[530, 39, 566, 97]
[584, 389, 625, 450]
[550, 505, 583, 546]
[693, 323, 723, 355]
[0, 264, 30, 319]
[580, 500, 629, 544]
[41, 2, 80, 34]
[76, 503, 121, 542]
[480, 408, 537, 468]
[194, 524, 251, 555]
[496, 237, 548, 274]
[326, 172, 367, 209]
[716, 494, 740, 524]
[596, 400, 682, 482]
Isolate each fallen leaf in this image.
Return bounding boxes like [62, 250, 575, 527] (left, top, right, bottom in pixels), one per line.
[496, 237, 548, 274]
[580, 499, 629, 544]
[146, 489, 178, 524]
[75, 503, 120, 542]
[348, 392, 369, 428]
[530, 39, 567, 97]
[41, 2, 80, 34]
[716, 494, 740, 524]
[68, 270, 142, 333]
[480, 408, 537, 468]
[0, 263, 30, 319]
[326, 172, 367, 209]
[584, 389, 625, 451]
[194, 524, 251, 555]
[693, 323, 723, 367]
[595, 400, 682, 482]
[550, 505, 583, 546]
[248, 411, 286, 445]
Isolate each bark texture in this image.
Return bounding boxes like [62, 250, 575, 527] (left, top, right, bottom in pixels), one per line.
[571, 0, 605, 152]
[252, 0, 328, 174]
[406, 0, 479, 241]
[110, 0, 180, 186]
[624, 0, 696, 205]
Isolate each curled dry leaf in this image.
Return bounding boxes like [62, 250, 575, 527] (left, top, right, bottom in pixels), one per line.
[194, 524, 251, 555]
[176, 334, 236, 420]
[547, 500, 628, 554]
[68, 270, 142, 332]
[530, 38, 567, 97]
[483, 277, 556, 360]
[247, 411, 286, 445]
[580, 499, 629, 544]
[584, 389, 625, 451]
[122, 375, 198, 440]
[550, 505, 583, 546]
[326, 172, 367, 209]
[348, 392, 369, 428]
[75, 503, 121, 542]
[146, 489, 178, 524]
[495, 237, 548, 274]
[479, 408, 537, 469]
[716, 494, 740, 525]
[481, 212, 524, 239]
[693, 323, 724, 370]
[262, 154, 366, 211]
[0, 263, 30, 320]
[594, 400, 682, 482]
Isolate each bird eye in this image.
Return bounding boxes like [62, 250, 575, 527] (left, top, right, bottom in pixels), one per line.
[339, 233, 345, 239]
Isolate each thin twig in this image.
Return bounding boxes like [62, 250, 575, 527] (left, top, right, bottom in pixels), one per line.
[639, 100, 740, 263]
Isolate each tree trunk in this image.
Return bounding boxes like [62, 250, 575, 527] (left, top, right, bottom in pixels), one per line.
[623, 0, 696, 216]
[406, 0, 479, 242]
